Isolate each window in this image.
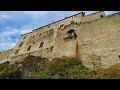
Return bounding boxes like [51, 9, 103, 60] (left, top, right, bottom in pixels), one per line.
[60, 24, 64, 28]
[46, 31, 48, 34]
[39, 34, 41, 37]
[27, 45, 32, 51]
[7, 56, 9, 58]
[15, 49, 20, 54]
[100, 15, 103, 17]
[58, 24, 64, 30]
[33, 36, 35, 39]
[48, 26, 50, 28]
[39, 42, 44, 48]
[70, 21, 75, 24]
[67, 29, 75, 34]
[119, 55, 120, 58]
[67, 30, 74, 37]
[64, 29, 77, 40]
[23, 36, 26, 40]
[19, 42, 24, 47]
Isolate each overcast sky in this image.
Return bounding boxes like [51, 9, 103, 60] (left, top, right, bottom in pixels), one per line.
[0, 11, 119, 52]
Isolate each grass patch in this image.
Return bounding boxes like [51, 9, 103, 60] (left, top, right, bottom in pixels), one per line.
[1, 55, 120, 79]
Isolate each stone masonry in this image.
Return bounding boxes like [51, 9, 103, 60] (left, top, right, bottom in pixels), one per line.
[0, 11, 120, 68]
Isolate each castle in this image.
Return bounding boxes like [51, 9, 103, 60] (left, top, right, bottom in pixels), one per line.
[0, 11, 120, 68]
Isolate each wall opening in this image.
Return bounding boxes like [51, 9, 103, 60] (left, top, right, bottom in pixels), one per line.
[100, 15, 103, 17]
[23, 36, 26, 40]
[119, 55, 120, 58]
[7, 55, 9, 58]
[19, 42, 24, 47]
[3, 61, 10, 64]
[46, 31, 49, 35]
[39, 34, 41, 37]
[33, 36, 35, 39]
[67, 29, 75, 33]
[63, 29, 77, 41]
[27, 45, 32, 51]
[70, 21, 75, 24]
[60, 24, 64, 28]
[39, 42, 44, 48]
[15, 49, 20, 54]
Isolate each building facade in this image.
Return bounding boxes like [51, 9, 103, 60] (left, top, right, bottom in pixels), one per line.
[0, 11, 120, 68]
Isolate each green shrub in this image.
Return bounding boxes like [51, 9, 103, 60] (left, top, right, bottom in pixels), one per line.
[1, 55, 120, 79]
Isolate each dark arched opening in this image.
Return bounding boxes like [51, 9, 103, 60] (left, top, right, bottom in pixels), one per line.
[64, 29, 77, 41]
[67, 29, 75, 34]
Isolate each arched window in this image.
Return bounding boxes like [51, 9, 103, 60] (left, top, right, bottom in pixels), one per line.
[63, 29, 77, 40]
[67, 29, 75, 34]
[27, 45, 32, 51]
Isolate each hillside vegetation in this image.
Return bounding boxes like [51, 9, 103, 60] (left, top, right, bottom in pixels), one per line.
[0, 55, 120, 79]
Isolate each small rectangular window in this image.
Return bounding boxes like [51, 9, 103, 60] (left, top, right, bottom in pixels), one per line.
[19, 42, 24, 47]
[39, 42, 44, 48]
[60, 24, 64, 28]
[39, 34, 41, 37]
[100, 15, 103, 17]
[15, 49, 20, 54]
[27, 46, 32, 51]
[23, 36, 26, 40]
[119, 55, 120, 58]
[70, 21, 75, 24]
[48, 26, 50, 28]
[33, 36, 35, 39]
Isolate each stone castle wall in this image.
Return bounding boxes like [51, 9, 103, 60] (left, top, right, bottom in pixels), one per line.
[76, 13, 120, 68]
[1, 11, 120, 68]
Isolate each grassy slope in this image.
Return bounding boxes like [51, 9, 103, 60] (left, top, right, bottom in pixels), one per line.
[0, 55, 120, 79]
